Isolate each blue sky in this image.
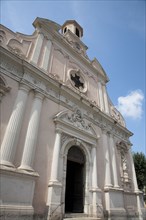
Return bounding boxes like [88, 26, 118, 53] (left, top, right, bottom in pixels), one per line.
[1, 0, 145, 154]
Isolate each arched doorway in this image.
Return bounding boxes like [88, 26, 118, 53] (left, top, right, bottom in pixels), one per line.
[65, 146, 85, 213]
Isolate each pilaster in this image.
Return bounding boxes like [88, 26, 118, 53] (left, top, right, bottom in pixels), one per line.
[49, 129, 62, 183]
[109, 134, 119, 188]
[102, 130, 113, 189]
[40, 37, 52, 71]
[31, 32, 44, 64]
[102, 83, 109, 114]
[97, 81, 104, 111]
[91, 145, 103, 217]
[47, 130, 62, 220]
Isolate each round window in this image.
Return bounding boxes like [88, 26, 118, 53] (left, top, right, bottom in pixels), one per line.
[69, 69, 87, 93]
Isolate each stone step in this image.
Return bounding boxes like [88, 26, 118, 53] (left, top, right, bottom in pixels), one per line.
[63, 213, 101, 220]
[63, 218, 101, 220]
[63, 217, 101, 220]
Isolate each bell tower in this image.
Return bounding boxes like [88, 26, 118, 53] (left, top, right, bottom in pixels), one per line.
[62, 20, 83, 38]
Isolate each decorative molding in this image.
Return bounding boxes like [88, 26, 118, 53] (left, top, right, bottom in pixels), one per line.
[0, 56, 23, 78]
[61, 133, 71, 146]
[53, 109, 98, 146]
[0, 30, 7, 45]
[111, 106, 126, 127]
[67, 108, 90, 130]
[0, 76, 11, 101]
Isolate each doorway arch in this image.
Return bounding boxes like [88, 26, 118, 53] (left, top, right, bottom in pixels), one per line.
[65, 146, 85, 213]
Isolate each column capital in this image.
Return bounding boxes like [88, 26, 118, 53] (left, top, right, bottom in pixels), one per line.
[55, 128, 63, 135]
[109, 132, 114, 138]
[19, 83, 30, 93]
[34, 91, 44, 100]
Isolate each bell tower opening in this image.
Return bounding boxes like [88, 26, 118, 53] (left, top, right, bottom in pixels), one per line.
[65, 146, 85, 213]
[61, 20, 83, 39]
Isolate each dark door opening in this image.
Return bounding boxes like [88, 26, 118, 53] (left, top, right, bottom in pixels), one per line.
[65, 160, 84, 213]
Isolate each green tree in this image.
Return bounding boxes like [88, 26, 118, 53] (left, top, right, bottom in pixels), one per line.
[133, 152, 146, 191]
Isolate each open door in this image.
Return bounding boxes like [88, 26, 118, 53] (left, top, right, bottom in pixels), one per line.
[65, 146, 85, 213]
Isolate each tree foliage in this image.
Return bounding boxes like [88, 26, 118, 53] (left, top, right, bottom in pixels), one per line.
[133, 152, 146, 190]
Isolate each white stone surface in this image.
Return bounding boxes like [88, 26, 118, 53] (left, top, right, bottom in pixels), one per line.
[18, 92, 44, 172]
[0, 84, 29, 167]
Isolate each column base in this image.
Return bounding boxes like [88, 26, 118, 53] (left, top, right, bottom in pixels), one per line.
[0, 204, 34, 219]
[0, 159, 15, 168]
[47, 180, 63, 220]
[104, 184, 113, 190]
[18, 164, 35, 173]
[89, 187, 104, 218]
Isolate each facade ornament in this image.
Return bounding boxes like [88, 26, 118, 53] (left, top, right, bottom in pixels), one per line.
[61, 133, 71, 146]
[0, 76, 11, 101]
[116, 141, 131, 187]
[0, 30, 7, 45]
[67, 108, 90, 130]
[54, 109, 96, 136]
[1, 57, 22, 77]
[111, 106, 126, 127]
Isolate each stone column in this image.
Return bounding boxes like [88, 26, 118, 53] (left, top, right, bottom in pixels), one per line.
[103, 131, 113, 188]
[49, 130, 62, 182]
[18, 92, 44, 172]
[109, 134, 119, 188]
[91, 146, 99, 189]
[91, 145, 99, 215]
[47, 130, 62, 217]
[102, 84, 109, 114]
[98, 81, 104, 111]
[0, 84, 30, 167]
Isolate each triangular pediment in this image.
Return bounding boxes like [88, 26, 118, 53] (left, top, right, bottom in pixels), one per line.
[54, 108, 97, 138]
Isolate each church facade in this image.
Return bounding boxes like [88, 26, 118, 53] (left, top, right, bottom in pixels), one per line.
[0, 18, 145, 220]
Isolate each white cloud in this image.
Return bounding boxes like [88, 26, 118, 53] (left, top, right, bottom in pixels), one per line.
[116, 90, 144, 119]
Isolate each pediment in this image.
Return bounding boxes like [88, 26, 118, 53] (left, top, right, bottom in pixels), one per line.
[54, 108, 97, 138]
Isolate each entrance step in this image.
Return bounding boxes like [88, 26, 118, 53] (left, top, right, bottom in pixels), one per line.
[64, 218, 101, 220]
[63, 213, 102, 220]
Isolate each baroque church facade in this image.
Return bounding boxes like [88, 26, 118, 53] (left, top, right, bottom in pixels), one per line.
[0, 18, 145, 220]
